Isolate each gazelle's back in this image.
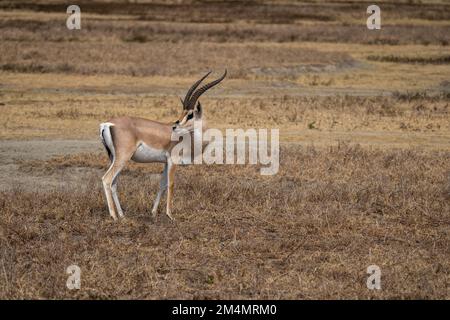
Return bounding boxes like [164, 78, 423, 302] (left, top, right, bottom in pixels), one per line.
[107, 116, 173, 150]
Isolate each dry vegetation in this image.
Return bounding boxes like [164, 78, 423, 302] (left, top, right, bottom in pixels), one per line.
[2, 144, 450, 299]
[1, 91, 449, 149]
[0, 0, 449, 299]
[367, 54, 450, 65]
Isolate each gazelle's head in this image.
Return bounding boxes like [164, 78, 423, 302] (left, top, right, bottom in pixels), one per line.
[173, 70, 227, 134]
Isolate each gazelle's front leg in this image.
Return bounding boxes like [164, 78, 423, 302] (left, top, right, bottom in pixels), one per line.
[151, 163, 168, 218]
[166, 159, 176, 221]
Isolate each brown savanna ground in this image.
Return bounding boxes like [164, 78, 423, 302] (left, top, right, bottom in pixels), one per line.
[0, 0, 449, 299]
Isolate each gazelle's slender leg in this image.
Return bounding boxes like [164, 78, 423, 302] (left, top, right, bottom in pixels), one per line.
[166, 160, 176, 221]
[111, 175, 124, 218]
[102, 152, 132, 220]
[151, 163, 168, 218]
[102, 163, 119, 220]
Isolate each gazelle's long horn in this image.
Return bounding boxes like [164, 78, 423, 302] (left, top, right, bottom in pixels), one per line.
[181, 71, 211, 110]
[186, 70, 227, 110]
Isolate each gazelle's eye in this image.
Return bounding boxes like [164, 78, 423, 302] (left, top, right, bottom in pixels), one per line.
[186, 113, 194, 121]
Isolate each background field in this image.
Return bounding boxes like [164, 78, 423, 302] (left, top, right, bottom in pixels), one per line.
[0, 0, 449, 299]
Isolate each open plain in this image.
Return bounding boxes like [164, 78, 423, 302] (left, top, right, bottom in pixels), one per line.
[0, 0, 449, 299]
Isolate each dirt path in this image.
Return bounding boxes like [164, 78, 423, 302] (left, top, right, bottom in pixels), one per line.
[0, 140, 103, 192]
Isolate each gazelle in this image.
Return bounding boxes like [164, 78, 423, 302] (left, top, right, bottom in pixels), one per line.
[99, 70, 227, 221]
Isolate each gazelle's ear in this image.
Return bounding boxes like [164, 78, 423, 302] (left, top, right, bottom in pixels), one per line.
[194, 102, 202, 119]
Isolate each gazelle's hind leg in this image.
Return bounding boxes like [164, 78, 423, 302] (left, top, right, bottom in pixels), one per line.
[151, 163, 168, 218]
[165, 160, 176, 221]
[102, 162, 119, 220]
[111, 174, 124, 218]
[100, 123, 135, 220]
[102, 155, 131, 220]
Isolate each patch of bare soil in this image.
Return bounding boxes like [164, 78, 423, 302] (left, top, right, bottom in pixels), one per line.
[0, 140, 102, 192]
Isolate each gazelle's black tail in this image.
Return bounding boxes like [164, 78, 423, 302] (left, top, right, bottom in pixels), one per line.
[99, 123, 115, 162]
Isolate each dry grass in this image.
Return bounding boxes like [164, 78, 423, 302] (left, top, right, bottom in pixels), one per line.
[0, 41, 355, 78]
[1, 92, 449, 148]
[1, 144, 449, 299]
[1, 1, 449, 45]
[367, 54, 450, 65]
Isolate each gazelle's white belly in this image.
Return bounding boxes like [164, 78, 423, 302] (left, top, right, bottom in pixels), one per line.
[132, 142, 167, 163]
